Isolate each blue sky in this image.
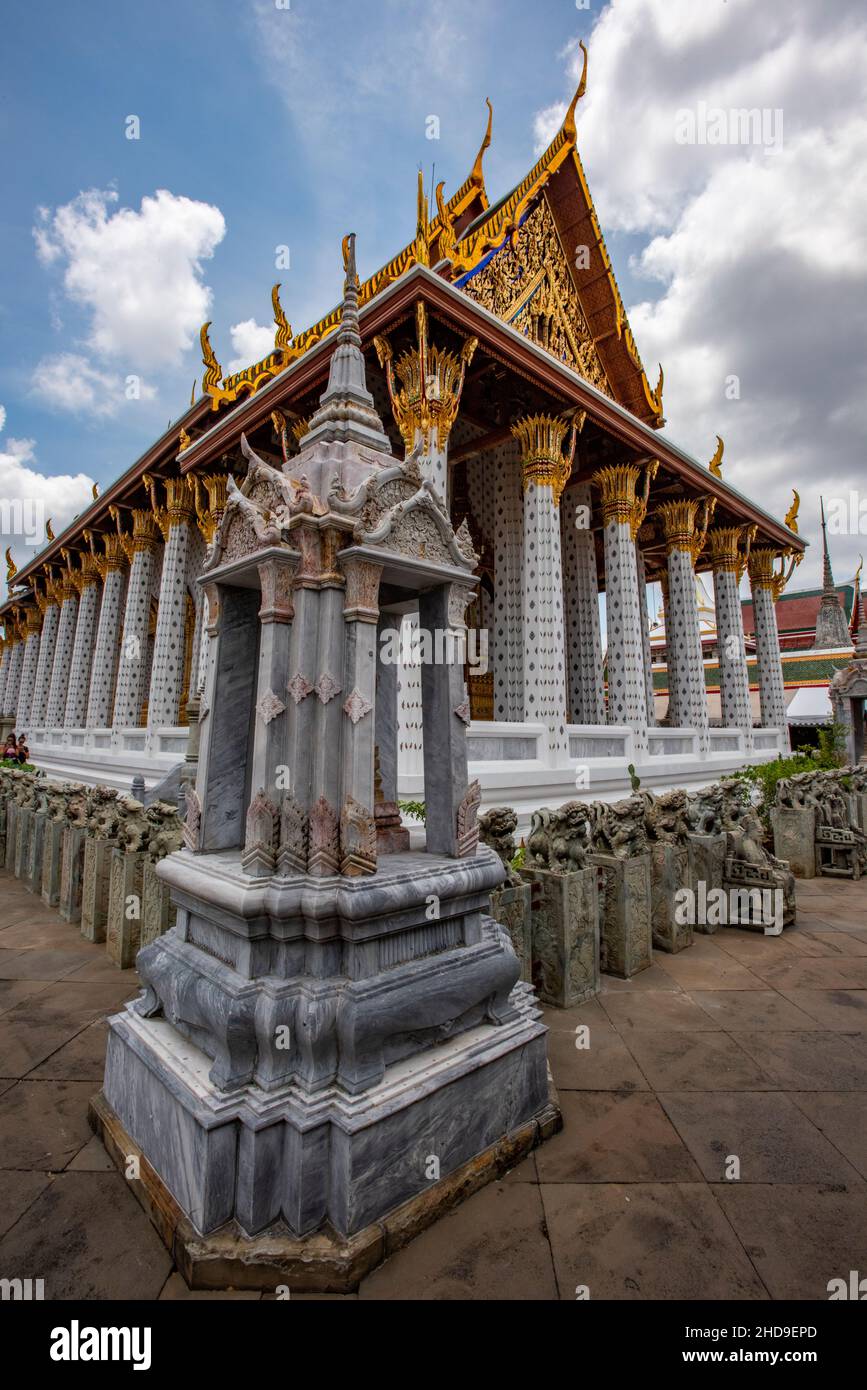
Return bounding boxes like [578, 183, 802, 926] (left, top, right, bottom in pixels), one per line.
[2, 0, 866, 593]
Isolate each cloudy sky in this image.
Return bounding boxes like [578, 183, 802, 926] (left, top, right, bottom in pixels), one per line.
[2, 0, 865, 596]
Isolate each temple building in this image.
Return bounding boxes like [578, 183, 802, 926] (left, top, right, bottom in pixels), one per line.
[0, 48, 806, 819]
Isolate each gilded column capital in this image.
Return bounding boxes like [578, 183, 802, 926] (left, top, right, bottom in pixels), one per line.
[374, 300, 477, 453]
[657, 495, 716, 562]
[592, 458, 657, 536]
[57, 551, 79, 602]
[192, 473, 230, 544]
[22, 605, 42, 636]
[118, 508, 160, 562]
[513, 412, 583, 507]
[706, 523, 756, 580]
[143, 474, 194, 539]
[748, 545, 802, 599]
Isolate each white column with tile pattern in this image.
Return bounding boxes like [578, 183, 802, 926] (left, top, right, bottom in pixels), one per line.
[593, 464, 652, 756]
[63, 555, 102, 727]
[45, 569, 80, 728]
[748, 548, 792, 750]
[658, 501, 710, 753]
[113, 510, 160, 727]
[561, 482, 605, 724]
[15, 610, 42, 730]
[85, 534, 128, 728]
[146, 477, 195, 728]
[708, 527, 754, 753]
[29, 588, 60, 727]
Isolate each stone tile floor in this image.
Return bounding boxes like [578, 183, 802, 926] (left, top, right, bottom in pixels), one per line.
[0, 869, 865, 1300]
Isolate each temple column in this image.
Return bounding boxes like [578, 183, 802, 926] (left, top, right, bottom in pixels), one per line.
[339, 554, 383, 872]
[513, 415, 577, 762]
[635, 543, 656, 728]
[113, 509, 159, 727]
[29, 580, 61, 727]
[15, 608, 42, 731]
[492, 443, 524, 722]
[64, 554, 102, 727]
[592, 462, 656, 756]
[3, 635, 24, 718]
[145, 475, 195, 728]
[45, 561, 79, 728]
[749, 547, 799, 751]
[708, 526, 755, 753]
[86, 534, 128, 727]
[561, 481, 605, 724]
[0, 639, 10, 714]
[658, 499, 714, 753]
[242, 554, 299, 877]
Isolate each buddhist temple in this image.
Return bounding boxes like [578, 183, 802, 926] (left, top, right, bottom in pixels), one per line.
[0, 47, 805, 823]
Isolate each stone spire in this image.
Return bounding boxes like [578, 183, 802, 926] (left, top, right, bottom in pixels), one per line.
[298, 233, 391, 456]
[856, 585, 867, 658]
[814, 496, 851, 649]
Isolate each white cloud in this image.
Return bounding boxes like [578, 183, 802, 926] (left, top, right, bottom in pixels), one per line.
[537, 0, 867, 586]
[0, 411, 95, 599]
[29, 352, 156, 418]
[227, 319, 275, 374]
[34, 188, 226, 372]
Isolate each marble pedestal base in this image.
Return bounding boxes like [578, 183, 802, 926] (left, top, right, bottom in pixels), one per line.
[141, 859, 175, 947]
[41, 821, 64, 906]
[771, 807, 816, 878]
[687, 833, 727, 935]
[590, 853, 652, 978]
[489, 882, 533, 984]
[99, 994, 554, 1253]
[650, 842, 692, 953]
[59, 826, 87, 923]
[4, 803, 17, 873]
[81, 838, 114, 942]
[519, 867, 599, 1006]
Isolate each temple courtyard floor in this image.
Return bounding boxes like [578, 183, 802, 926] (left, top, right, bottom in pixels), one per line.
[0, 869, 865, 1302]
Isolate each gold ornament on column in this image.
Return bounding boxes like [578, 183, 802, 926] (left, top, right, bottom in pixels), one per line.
[657, 495, 716, 562]
[272, 283, 293, 354]
[374, 300, 478, 454]
[748, 546, 802, 599]
[592, 458, 658, 536]
[143, 474, 194, 539]
[192, 474, 231, 544]
[784, 490, 800, 534]
[5, 548, 17, 582]
[706, 523, 756, 579]
[513, 411, 584, 507]
[708, 436, 724, 478]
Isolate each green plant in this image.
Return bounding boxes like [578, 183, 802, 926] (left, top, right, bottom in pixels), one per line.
[725, 739, 844, 829]
[398, 799, 426, 824]
[0, 758, 36, 772]
[627, 762, 641, 791]
[510, 843, 526, 872]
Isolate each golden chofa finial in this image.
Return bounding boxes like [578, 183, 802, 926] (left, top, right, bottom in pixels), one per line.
[272, 283, 293, 353]
[200, 322, 223, 393]
[45, 518, 55, 541]
[470, 98, 493, 189]
[784, 488, 800, 534]
[708, 435, 724, 478]
[179, 427, 191, 453]
[91, 482, 99, 500]
[5, 547, 17, 582]
[414, 170, 430, 267]
[561, 40, 589, 144]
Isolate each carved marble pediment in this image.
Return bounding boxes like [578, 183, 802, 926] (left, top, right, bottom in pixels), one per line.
[204, 434, 328, 571]
[328, 456, 476, 570]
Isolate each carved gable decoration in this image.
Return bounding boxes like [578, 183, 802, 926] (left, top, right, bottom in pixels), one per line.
[329, 457, 476, 571]
[461, 196, 613, 398]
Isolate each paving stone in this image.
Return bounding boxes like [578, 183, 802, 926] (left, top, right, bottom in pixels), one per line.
[540, 997, 612, 1033]
[0, 1169, 53, 1240]
[0, 947, 94, 982]
[546, 1025, 649, 1091]
[732, 1029, 867, 1091]
[713, 1183, 867, 1300]
[0, 1171, 172, 1299]
[622, 1029, 774, 1091]
[0, 979, 53, 1017]
[658, 1091, 863, 1184]
[788, 1092, 867, 1179]
[599, 963, 682, 994]
[689, 990, 816, 1030]
[0, 1016, 93, 1079]
[358, 1182, 557, 1300]
[535, 1091, 701, 1183]
[654, 950, 766, 991]
[541, 1183, 768, 1300]
[29, 1019, 110, 1082]
[777, 989, 867, 1031]
[753, 957, 867, 990]
[600, 990, 719, 1032]
[0, 1079, 95, 1169]
[65, 1134, 116, 1172]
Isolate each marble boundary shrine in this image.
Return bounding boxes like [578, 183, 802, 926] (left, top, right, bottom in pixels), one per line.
[0, 46, 805, 825]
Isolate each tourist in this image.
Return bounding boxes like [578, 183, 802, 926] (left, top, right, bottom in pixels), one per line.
[2, 732, 17, 760]
[16, 733, 29, 765]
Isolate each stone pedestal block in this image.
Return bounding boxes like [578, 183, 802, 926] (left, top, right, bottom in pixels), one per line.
[26, 811, 47, 895]
[106, 850, 146, 968]
[141, 858, 176, 948]
[687, 833, 727, 935]
[650, 842, 692, 953]
[59, 826, 87, 923]
[519, 867, 599, 1006]
[14, 808, 33, 881]
[41, 821, 64, 906]
[0, 793, 8, 863]
[590, 853, 652, 978]
[771, 806, 816, 879]
[490, 881, 533, 984]
[81, 838, 115, 943]
[4, 802, 17, 873]
[851, 792, 867, 835]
